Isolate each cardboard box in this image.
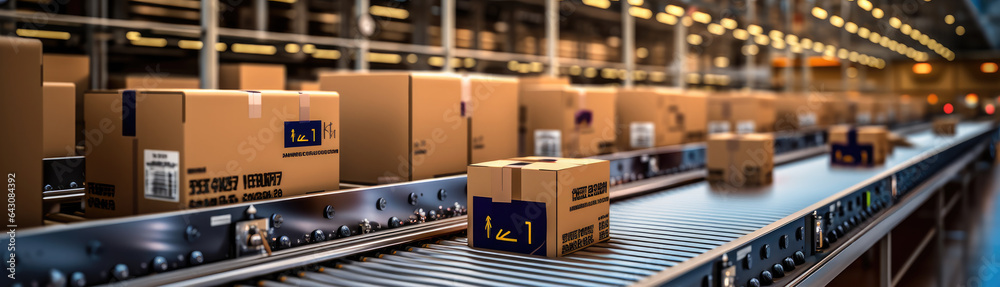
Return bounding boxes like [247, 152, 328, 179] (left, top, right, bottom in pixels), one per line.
[829, 125, 889, 166]
[320, 72, 466, 184]
[467, 157, 610, 257]
[122, 75, 201, 89]
[42, 82, 77, 158]
[518, 76, 570, 155]
[675, 91, 709, 143]
[522, 86, 617, 158]
[709, 92, 776, 134]
[615, 88, 684, 150]
[43, 54, 90, 146]
[288, 80, 320, 91]
[85, 90, 340, 217]
[466, 75, 519, 164]
[848, 95, 893, 125]
[220, 63, 286, 90]
[0, 37, 44, 227]
[774, 93, 841, 131]
[706, 133, 774, 187]
[932, 117, 958, 135]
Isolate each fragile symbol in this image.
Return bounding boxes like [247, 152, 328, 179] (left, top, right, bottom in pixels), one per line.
[485, 216, 492, 238]
[496, 229, 517, 242]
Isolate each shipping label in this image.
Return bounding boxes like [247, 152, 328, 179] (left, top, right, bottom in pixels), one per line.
[629, 122, 655, 149]
[144, 149, 180, 202]
[534, 129, 562, 157]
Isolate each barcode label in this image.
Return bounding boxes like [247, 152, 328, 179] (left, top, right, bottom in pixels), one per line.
[736, 120, 756, 134]
[144, 149, 180, 202]
[708, 121, 730, 134]
[798, 112, 817, 127]
[629, 122, 655, 149]
[856, 112, 872, 125]
[534, 130, 562, 157]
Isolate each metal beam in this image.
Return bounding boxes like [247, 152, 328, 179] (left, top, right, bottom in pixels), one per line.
[200, 0, 219, 89]
[254, 0, 267, 31]
[355, 0, 370, 71]
[545, 0, 559, 77]
[622, 0, 634, 87]
[442, 0, 455, 72]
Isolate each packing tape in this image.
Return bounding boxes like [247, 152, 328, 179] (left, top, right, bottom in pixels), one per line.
[575, 88, 587, 109]
[298, 92, 310, 121]
[122, 90, 136, 136]
[247, 91, 262, 119]
[461, 76, 471, 118]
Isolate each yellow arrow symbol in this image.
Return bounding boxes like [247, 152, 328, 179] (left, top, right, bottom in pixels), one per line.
[485, 216, 492, 238]
[496, 229, 517, 242]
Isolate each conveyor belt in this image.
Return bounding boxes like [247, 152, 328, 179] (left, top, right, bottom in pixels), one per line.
[240, 122, 996, 287]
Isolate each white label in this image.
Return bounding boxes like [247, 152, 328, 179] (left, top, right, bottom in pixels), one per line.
[630, 122, 655, 149]
[798, 112, 817, 127]
[144, 149, 180, 202]
[708, 121, 730, 134]
[210, 214, 232, 227]
[856, 112, 872, 125]
[736, 120, 756, 134]
[534, 129, 562, 157]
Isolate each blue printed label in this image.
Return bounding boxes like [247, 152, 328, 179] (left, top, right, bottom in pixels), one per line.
[284, 121, 322, 148]
[471, 196, 547, 256]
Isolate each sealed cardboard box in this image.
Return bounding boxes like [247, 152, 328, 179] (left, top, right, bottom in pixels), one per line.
[83, 91, 137, 218]
[288, 80, 320, 91]
[466, 74, 519, 164]
[43, 53, 90, 146]
[615, 88, 684, 150]
[122, 75, 201, 89]
[320, 72, 466, 184]
[85, 90, 340, 217]
[220, 63, 287, 90]
[675, 91, 709, 143]
[706, 133, 774, 187]
[42, 82, 77, 158]
[467, 157, 610, 257]
[0, 36, 44, 227]
[709, 93, 776, 134]
[522, 86, 617, 158]
[518, 76, 570, 154]
[829, 125, 889, 166]
[932, 117, 959, 135]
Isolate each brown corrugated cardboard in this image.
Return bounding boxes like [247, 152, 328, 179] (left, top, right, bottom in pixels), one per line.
[42, 82, 77, 158]
[467, 157, 610, 257]
[615, 88, 683, 150]
[85, 90, 340, 217]
[829, 125, 889, 166]
[932, 117, 958, 135]
[320, 72, 467, 184]
[466, 75, 519, 164]
[708, 92, 776, 133]
[706, 133, 774, 188]
[522, 86, 617, 158]
[220, 63, 286, 90]
[675, 91, 709, 143]
[775, 93, 838, 131]
[43, 54, 90, 146]
[122, 75, 201, 89]
[0, 37, 44, 228]
[517, 76, 570, 155]
[288, 80, 321, 91]
[83, 91, 137, 218]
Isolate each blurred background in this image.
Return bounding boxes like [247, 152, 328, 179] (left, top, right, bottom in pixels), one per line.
[1, 0, 997, 116]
